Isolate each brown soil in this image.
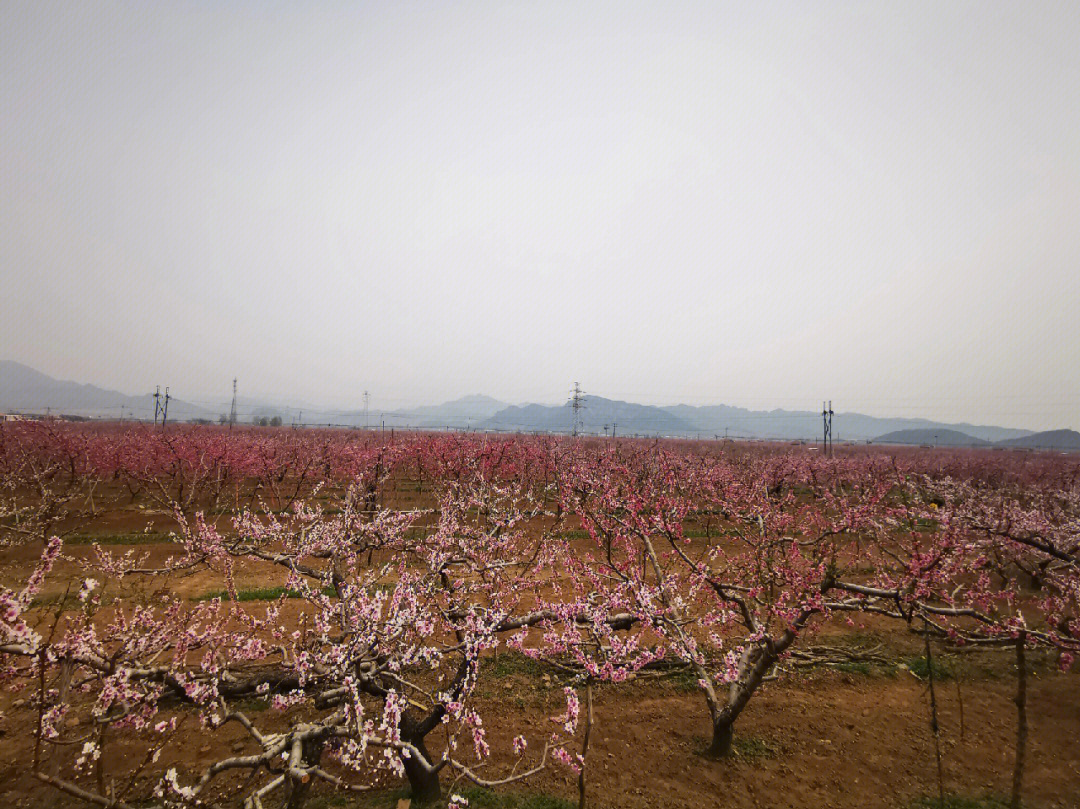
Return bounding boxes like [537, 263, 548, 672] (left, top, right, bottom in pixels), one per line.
[2, 483, 1079, 809]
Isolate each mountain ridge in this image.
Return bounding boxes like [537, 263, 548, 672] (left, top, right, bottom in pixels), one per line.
[871, 428, 991, 448]
[0, 361, 1050, 443]
[996, 429, 1080, 451]
[0, 360, 213, 421]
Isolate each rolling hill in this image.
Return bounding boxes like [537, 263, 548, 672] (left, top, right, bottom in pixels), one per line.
[482, 396, 693, 436]
[996, 429, 1080, 451]
[663, 404, 1032, 443]
[0, 360, 212, 422]
[871, 429, 990, 447]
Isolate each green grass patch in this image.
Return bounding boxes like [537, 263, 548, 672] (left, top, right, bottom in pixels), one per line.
[306, 795, 352, 809]
[347, 786, 574, 809]
[230, 696, 271, 713]
[193, 585, 337, 602]
[833, 659, 898, 678]
[484, 651, 547, 679]
[65, 532, 176, 546]
[730, 735, 780, 760]
[909, 795, 1010, 809]
[690, 734, 780, 760]
[448, 788, 575, 809]
[904, 655, 954, 681]
[557, 527, 718, 541]
[477, 651, 560, 705]
[30, 592, 83, 609]
[663, 666, 702, 692]
[834, 660, 873, 676]
[556, 529, 589, 540]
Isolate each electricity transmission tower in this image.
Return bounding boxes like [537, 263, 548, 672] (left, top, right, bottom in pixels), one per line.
[822, 400, 834, 457]
[229, 378, 238, 430]
[153, 386, 170, 427]
[570, 382, 585, 437]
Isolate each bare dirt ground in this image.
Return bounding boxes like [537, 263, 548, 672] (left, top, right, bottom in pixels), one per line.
[2, 483, 1078, 809]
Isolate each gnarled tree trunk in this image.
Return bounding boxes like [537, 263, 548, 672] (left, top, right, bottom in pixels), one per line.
[705, 642, 779, 759]
[401, 714, 442, 805]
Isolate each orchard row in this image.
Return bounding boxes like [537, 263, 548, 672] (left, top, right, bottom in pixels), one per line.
[1, 422, 1077, 807]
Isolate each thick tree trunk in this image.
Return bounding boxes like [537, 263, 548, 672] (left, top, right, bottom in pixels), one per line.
[284, 776, 313, 809]
[704, 642, 779, 759]
[707, 718, 734, 758]
[401, 726, 441, 805]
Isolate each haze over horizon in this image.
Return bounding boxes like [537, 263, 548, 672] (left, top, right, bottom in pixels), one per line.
[4, 2, 1079, 431]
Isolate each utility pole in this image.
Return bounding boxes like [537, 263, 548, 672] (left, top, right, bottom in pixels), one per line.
[229, 378, 238, 430]
[153, 386, 162, 426]
[161, 387, 170, 427]
[822, 400, 834, 457]
[570, 382, 585, 437]
[363, 391, 370, 430]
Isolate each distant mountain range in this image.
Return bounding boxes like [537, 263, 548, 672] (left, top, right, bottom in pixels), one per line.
[871, 426, 1080, 452]
[651, 402, 1033, 444]
[992, 430, 1080, 451]
[873, 428, 991, 448]
[483, 397, 690, 436]
[467, 396, 1032, 444]
[3, 360, 1075, 450]
[0, 360, 214, 422]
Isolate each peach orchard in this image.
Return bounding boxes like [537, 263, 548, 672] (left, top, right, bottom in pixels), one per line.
[1, 422, 1077, 808]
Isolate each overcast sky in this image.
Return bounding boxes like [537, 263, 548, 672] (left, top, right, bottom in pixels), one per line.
[3, 1, 1078, 429]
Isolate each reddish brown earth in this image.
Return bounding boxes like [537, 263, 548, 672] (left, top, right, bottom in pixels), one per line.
[2, 482, 1078, 809]
[3, 651, 1078, 808]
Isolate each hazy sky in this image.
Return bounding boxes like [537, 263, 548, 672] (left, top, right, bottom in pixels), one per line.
[3, 1, 1079, 429]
